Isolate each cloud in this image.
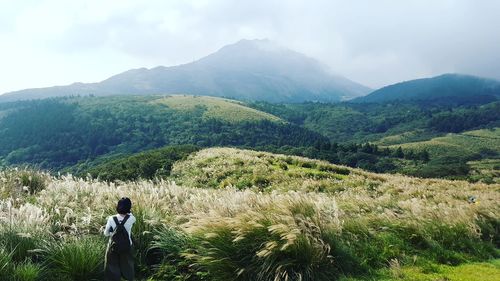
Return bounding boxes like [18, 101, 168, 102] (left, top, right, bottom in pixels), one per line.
[0, 0, 499, 94]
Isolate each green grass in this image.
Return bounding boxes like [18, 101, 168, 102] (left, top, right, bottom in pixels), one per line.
[171, 147, 352, 191]
[468, 159, 500, 184]
[80, 145, 200, 181]
[385, 128, 499, 180]
[462, 129, 500, 138]
[388, 128, 500, 160]
[0, 248, 14, 279]
[376, 130, 441, 146]
[186, 200, 345, 281]
[0, 226, 44, 263]
[12, 261, 42, 281]
[154, 95, 283, 123]
[41, 236, 106, 281]
[341, 259, 500, 281]
[1, 149, 499, 281]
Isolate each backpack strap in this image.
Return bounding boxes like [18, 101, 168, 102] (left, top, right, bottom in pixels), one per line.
[112, 215, 130, 226]
[121, 214, 130, 225]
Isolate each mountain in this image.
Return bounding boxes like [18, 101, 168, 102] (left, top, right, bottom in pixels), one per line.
[354, 74, 500, 103]
[0, 39, 371, 103]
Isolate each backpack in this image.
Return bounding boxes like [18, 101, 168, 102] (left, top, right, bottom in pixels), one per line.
[110, 215, 131, 254]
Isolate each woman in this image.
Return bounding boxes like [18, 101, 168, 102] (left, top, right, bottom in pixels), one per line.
[104, 197, 136, 281]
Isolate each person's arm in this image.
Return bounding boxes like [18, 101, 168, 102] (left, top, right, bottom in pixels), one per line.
[103, 217, 113, 236]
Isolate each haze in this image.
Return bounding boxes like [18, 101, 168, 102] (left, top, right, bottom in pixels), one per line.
[1, 0, 499, 94]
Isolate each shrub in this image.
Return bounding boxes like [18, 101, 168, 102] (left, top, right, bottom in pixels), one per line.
[0, 226, 45, 263]
[187, 200, 342, 281]
[19, 171, 48, 195]
[132, 206, 162, 276]
[13, 261, 41, 281]
[148, 226, 209, 280]
[0, 168, 49, 199]
[340, 220, 396, 269]
[252, 175, 270, 189]
[41, 236, 105, 281]
[423, 222, 497, 264]
[85, 145, 200, 181]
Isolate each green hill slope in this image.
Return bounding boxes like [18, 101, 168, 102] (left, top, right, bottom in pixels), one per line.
[74, 144, 200, 181]
[389, 128, 499, 160]
[1, 94, 498, 181]
[385, 128, 499, 181]
[154, 95, 282, 123]
[250, 101, 500, 143]
[0, 95, 324, 170]
[354, 74, 500, 103]
[171, 147, 352, 191]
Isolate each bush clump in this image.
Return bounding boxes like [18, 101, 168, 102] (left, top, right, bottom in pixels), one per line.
[13, 261, 42, 281]
[186, 200, 348, 281]
[41, 236, 105, 281]
[0, 226, 46, 263]
[148, 226, 210, 280]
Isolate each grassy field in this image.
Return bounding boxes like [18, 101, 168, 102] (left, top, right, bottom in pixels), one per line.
[0, 148, 499, 280]
[376, 130, 441, 146]
[387, 128, 500, 159]
[153, 95, 283, 123]
[171, 147, 352, 191]
[341, 259, 500, 281]
[381, 128, 499, 181]
[468, 159, 500, 184]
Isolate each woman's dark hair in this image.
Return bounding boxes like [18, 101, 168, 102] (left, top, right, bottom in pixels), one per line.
[116, 197, 132, 214]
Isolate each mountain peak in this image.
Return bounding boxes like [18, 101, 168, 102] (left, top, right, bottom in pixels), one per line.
[0, 39, 370, 103]
[201, 38, 294, 63]
[226, 38, 275, 49]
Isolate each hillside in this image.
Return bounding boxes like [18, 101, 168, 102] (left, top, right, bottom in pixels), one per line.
[388, 128, 500, 160]
[0, 39, 371, 103]
[1, 148, 498, 280]
[1, 94, 498, 181]
[250, 100, 500, 143]
[247, 101, 499, 181]
[154, 95, 282, 123]
[354, 74, 500, 104]
[0, 95, 327, 169]
[171, 147, 352, 191]
[72, 145, 200, 182]
[384, 128, 500, 182]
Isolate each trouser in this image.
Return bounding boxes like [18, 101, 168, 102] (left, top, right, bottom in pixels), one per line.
[105, 243, 135, 281]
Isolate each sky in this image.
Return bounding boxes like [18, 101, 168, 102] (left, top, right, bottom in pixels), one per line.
[0, 0, 499, 94]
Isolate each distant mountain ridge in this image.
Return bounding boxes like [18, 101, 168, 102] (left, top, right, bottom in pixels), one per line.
[0, 39, 371, 103]
[354, 74, 500, 103]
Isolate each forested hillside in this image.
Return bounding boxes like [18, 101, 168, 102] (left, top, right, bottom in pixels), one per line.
[250, 100, 500, 143]
[353, 74, 500, 103]
[249, 99, 499, 181]
[0, 95, 325, 169]
[0, 95, 498, 182]
[0, 95, 413, 174]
